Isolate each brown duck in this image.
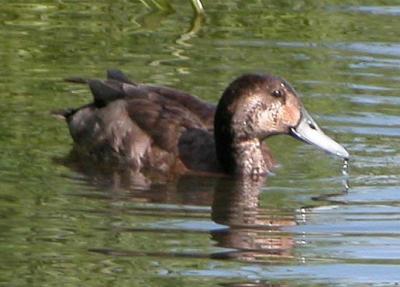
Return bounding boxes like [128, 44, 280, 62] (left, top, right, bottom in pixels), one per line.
[58, 70, 349, 176]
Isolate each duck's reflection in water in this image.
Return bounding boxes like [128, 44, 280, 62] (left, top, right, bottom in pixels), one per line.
[61, 155, 296, 263]
[211, 177, 295, 262]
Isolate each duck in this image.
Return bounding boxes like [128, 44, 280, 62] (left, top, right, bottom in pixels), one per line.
[57, 70, 349, 177]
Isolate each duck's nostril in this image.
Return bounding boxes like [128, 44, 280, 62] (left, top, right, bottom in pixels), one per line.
[308, 120, 317, 130]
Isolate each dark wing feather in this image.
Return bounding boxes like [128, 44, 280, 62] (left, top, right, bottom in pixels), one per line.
[142, 85, 216, 129]
[125, 97, 207, 153]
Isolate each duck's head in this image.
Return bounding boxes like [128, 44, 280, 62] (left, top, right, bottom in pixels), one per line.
[214, 74, 349, 175]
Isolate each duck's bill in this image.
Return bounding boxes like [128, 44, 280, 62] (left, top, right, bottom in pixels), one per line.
[290, 107, 349, 159]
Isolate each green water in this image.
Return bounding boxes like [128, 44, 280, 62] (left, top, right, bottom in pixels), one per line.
[1, 1, 400, 286]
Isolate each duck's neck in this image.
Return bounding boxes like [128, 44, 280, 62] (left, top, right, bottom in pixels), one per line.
[214, 127, 268, 176]
[232, 138, 268, 175]
[214, 85, 270, 176]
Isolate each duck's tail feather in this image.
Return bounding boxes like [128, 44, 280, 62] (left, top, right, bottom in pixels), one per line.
[51, 108, 77, 121]
[64, 77, 88, 84]
[61, 69, 137, 109]
[64, 69, 135, 85]
[107, 69, 136, 85]
[89, 79, 126, 107]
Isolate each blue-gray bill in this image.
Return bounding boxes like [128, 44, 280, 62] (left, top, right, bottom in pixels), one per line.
[290, 107, 350, 159]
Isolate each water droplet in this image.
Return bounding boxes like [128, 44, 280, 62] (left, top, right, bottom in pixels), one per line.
[342, 158, 350, 192]
[342, 158, 349, 176]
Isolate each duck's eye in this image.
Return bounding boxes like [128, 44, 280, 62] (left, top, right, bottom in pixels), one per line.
[271, 90, 283, 97]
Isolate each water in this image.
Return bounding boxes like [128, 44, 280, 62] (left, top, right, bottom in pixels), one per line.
[1, 1, 400, 286]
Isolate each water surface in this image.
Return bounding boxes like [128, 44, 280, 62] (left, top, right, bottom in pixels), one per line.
[1, 1, 400, 286]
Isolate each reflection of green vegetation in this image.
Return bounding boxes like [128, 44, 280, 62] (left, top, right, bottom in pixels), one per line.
[140, 0, 204, 15]
[189, 0, 204, 15]
[140, 0, 174, 11]
[1, 1, 400, 285]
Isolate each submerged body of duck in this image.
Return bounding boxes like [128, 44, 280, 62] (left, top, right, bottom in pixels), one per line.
[57, 70, 348, 176]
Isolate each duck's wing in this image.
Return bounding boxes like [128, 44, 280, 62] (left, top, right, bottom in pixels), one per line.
[125, 96, 208, 153]
[139, 85, 216, 129]
[104, 70, 217, 126]
[124, 95, 221, 173]
[65, 70, 216, 129]
[64, 71, 218, 172]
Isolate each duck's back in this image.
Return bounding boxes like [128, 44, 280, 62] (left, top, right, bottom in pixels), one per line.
[62, 70, 220, 173]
